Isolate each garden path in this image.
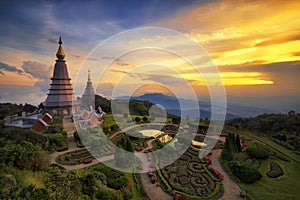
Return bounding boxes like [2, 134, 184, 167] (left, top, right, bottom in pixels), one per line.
[140, 171, 172, 200]
[49, 118, 81, 165]
[211, 149, 242, 200]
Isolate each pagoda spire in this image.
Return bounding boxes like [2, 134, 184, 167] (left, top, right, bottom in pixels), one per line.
[56, 36, 65, 60]
[45, 36, 74, 115]
[81, 69, 95, 109]
[88, 69, 91, 82]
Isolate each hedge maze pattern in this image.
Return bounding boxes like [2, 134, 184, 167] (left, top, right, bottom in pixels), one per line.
[161, 148, 219, 198]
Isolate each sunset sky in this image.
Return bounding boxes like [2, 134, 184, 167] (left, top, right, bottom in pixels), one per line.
[0, 0, 299, 111]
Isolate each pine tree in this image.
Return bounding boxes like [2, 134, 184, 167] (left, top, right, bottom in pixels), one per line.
[229, 133, 238, 153]
[126, 137, 134, 152]
[120, 137, 126, 149]
[221, 135, 234, 161]
[236, 134, 242, 152]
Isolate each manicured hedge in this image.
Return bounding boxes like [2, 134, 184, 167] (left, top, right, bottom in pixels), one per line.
[156, 148, 222, 199]
[229, 161, 262, 183]
[246, 147, 269, 159]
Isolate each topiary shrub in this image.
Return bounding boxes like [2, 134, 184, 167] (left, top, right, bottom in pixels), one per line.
[246, 147, 269, 159]
[135, 117, 141, 123]
[229, 161, 262, 183]
[142, 116, 148, 122]
[110, 124, 119, 132]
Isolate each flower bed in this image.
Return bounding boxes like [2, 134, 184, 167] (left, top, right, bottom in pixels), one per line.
[266, 162, 284, 178]
[56, 149, 95, 165]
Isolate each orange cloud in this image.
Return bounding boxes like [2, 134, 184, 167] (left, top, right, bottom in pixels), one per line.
[255, 34, 300, 47]
[155, 0, 300, 65]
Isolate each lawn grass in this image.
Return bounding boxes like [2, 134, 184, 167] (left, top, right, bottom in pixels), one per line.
[224, 126, 300, 163]
[101, 114, 117, 128]
[223, 126, 300, 200]
[19, 171, 45, 188]
[239, 157, 300, 200]
[125, 172, 148, 200]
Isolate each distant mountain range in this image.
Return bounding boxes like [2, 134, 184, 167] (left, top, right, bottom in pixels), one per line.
[118, 93, 271, 120]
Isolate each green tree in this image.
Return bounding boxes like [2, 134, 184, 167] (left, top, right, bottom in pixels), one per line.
[8, 185, 50, 200]
[44, 165, 81, 200]
[236, 134, 242, 152]
[229, 133, 237, 153]
[0, 141, 49, 171]
[110, 124, 119, 132]
[119, 137, 127, 149]
[221, 135, 234, 161]
[171, 116, 180, 124]
[126, 137, 134, 152]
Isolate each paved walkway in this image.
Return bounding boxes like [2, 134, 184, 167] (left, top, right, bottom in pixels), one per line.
[210, 149, 242, 200]
[63, 155, 114, 171]
[138, 136, 172, 200]
[140, 173, 172, 200]
[49, 118, 81, 165]
[63, 117, 78, 149]
[142, 139, 155, 152]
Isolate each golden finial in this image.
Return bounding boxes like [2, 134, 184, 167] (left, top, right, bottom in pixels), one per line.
[56, 36, 65, 59]
[88, 69, 91, 82]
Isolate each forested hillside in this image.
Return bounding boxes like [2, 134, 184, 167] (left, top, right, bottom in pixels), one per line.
[0, 103, 36, 120]
[95, 94, 178, 119]
[226, 111, 300, 151]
